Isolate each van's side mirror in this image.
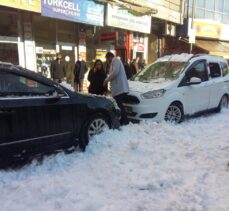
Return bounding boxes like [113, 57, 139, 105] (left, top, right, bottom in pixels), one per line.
[187, 77, 202, 85]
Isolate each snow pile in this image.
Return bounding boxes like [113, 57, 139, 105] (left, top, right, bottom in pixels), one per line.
[60, 81, 75, 92]
[158, 53, 193, 62]
[0, 111, 229, 211]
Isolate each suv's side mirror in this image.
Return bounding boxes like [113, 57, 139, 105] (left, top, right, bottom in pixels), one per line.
[187, 77, 202, 85]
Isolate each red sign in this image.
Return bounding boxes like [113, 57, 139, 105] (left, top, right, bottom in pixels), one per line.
[129, 33, 134, 49]
[100, 33, 116, 41]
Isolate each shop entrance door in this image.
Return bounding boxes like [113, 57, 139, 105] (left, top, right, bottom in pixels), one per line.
[59, 45, 75, 85]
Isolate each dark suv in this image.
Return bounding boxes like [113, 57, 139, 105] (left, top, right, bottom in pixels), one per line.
[0, 63, 120, 166]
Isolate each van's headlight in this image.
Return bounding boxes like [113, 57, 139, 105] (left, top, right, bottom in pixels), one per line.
[141, 89, 166, 99]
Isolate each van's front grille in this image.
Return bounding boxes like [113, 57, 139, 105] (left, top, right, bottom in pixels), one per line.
[122, 95, 140, 104]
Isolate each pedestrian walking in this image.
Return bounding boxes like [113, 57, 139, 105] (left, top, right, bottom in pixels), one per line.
[74, 59, 87, 92]
[130, 59, 137, 76]
[50, 53, 66, 83]
[135, 56, 140, 73]
[140, 59, 147, 70]
[103, 52, 129, 125]
[88, 59, 107, 95]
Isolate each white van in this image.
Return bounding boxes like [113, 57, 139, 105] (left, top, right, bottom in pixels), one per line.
[123, 54, 229, 123]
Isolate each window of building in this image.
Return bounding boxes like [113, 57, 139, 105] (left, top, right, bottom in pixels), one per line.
[214, 12, 223, 22]
[0, 13, 18, 37]
[224, 0, 229, 13]
[205, 0, 215, 10]
[223, 14, 229, 24]
[0, 43, 19, 65]
[205, 11, 214, 19]
[33, 16, 56, 49]
[196, 0, 205, 8]
[185, 0, 229, 24]
[215, 0, 223, 11]
[195, 8, 205, 19]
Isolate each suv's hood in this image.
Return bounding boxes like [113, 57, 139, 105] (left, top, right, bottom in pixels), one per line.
[129, 80, 174, 93]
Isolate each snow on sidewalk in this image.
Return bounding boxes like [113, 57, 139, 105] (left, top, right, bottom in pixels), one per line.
[0, 110, 229, 211]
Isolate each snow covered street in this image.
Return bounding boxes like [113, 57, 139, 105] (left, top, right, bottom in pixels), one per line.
[0, 110, 229, 211]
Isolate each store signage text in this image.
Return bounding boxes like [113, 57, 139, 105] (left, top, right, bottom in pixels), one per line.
[13, 0, 35, 6]
[43, 0, 79, 14]
[42, 0, 104, 26]
[106, 4, 151, 34]
[0, 0, 41, 12]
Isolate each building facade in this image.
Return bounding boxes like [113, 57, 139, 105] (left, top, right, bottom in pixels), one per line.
[0, 0, 185, 80]
[164, 0, 229, 58]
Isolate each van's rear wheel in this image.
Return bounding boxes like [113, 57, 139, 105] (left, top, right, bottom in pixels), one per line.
[217, 95, 228, 112]
[165, 103, 183, 123]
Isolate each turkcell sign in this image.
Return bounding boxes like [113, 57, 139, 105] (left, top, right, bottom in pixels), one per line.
[42, 0, 104, 26]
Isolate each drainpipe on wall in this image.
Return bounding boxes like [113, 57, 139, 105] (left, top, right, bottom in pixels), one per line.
[189, 0, 196, 54]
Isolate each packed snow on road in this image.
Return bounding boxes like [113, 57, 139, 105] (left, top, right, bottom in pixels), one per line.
[0, 110, 229, 211]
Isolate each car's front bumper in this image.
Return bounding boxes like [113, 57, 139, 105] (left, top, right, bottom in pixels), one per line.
[123, 97, 168, 122]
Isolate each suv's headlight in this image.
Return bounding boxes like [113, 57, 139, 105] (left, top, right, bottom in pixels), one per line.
[141, 89, 166, 99]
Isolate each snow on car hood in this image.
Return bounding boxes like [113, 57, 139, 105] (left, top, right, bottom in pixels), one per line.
[129, 79, 174, 93]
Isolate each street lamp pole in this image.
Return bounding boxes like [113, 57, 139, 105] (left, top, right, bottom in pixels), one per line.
[190, 0, 196, 54]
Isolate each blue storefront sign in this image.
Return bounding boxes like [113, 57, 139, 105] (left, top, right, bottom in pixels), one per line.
[42, 0, 104, 26]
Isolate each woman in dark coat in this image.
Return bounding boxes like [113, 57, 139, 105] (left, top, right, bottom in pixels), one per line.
[88, 59, 107, 95]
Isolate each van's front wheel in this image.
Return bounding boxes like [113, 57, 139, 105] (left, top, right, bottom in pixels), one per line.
[164, 102, 184, 123]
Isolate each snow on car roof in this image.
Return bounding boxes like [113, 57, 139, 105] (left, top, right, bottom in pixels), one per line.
[157, 53, 193, 62]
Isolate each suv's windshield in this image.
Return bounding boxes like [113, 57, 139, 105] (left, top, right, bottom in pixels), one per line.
[133, 61, 188, 82]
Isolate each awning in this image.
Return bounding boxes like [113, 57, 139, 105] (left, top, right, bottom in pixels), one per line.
[182, 39, 229, 59]
[93, 0, 158, 16]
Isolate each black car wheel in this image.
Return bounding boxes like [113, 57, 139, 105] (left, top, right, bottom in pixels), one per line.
[164, 102, 184, 123]
[79, 113, 110, 151]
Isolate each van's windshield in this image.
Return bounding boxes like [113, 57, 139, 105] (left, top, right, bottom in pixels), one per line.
[133, 61, 189, 82]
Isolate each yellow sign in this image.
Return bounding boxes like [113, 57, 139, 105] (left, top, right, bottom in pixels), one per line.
[0, 0, 41, 13]
[194, 20, 222, 39]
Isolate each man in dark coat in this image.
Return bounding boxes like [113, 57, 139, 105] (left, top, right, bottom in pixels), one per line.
[50, 53, 66, 83]
[74, 59, 88, 92]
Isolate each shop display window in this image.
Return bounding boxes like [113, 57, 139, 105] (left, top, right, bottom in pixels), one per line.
[0, 43, 19, 65]
[0, 13, 18, 37]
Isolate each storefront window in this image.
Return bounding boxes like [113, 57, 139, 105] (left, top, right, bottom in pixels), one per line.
[33, 15, 56, 75]
[0, 43, 19, 64]
[57, 21, 75, 43]
[0, 13, 18, 37]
